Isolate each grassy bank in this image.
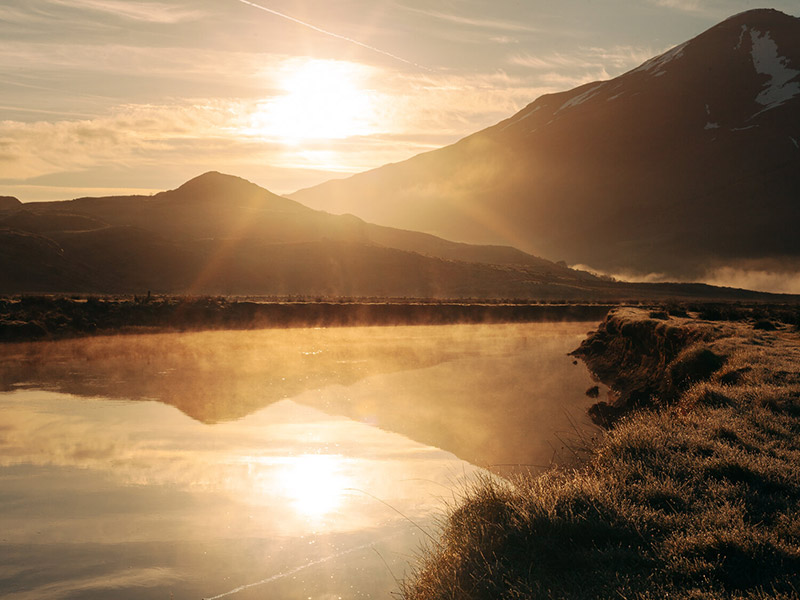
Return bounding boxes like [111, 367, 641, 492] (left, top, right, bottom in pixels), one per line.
[401, 308, 800, 599]
[0, 295, 614, 342]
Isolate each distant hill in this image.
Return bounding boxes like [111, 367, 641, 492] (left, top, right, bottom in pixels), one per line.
[1, 172, 795, 301]
[290, 9, 800, 283]
[0, 172, 606, 298]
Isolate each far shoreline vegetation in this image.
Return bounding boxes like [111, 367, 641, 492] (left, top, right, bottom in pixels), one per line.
[0, 295, 618, 342]
[1, 294, 800, 343]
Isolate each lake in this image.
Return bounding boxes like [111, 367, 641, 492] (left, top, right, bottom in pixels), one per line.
[0, 322, 605, 599]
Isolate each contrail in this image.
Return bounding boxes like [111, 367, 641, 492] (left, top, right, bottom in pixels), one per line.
[202, 541, 376, 599]
[234, 0, 431, 70]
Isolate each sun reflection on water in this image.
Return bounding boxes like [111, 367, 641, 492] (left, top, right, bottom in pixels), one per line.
[249, 453, 354, 521]
[279, 454, 352, 519]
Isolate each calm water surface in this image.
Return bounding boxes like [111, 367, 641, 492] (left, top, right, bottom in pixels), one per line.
[0, 322, 604, 599]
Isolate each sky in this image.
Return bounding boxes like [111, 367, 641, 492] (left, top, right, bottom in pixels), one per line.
[1, 0, 799, 202]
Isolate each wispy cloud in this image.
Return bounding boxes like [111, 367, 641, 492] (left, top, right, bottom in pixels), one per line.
[0, 101, 240, 180]
[0, 5, 45, 23]
[0, 42, 271, 81]
[0, 54, 554, 193]
[510, 45, 657, 76]
[48, 0, 206, 24]
[505, 45, 658, 92]
[571, 260, 800, 294]
[646, 0, 789, 18]
[702, 265, 800, 295]
[0, 104, 98, 119]
[400, 6, 544, 34]
[650, 0, 707, 13]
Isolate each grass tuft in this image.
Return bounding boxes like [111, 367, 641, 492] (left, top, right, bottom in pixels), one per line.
[401, 308, 800, 599]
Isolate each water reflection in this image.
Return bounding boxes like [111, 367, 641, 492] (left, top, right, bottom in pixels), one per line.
[0, 322, 605, 599]
[0, 326, 465, 423]
[1, 391, 477, 599]
[0, 323, 603, 469]
[270, 454, 353, 520]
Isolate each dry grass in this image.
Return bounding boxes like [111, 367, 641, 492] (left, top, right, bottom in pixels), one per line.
[401, 309, 800, 599]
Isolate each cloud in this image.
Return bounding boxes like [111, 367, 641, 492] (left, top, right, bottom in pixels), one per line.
[0, 42, 278, 93]
[48, 0, 206, 24]
[650, 0, 708, 14]
[0, 5, 47, 23]
[647, 0, 800, 19]
[570, 264, 670, 284]
[0, 0, 206, 26]
[0, 52, 558, 196]
[0, 101, 244, 180]
[571, 260, 800, 295]
[509, 44, 660, 86]
[701, 266, 800, 295]
[400, 6, 544, 34]
[490, 35, 519, 45]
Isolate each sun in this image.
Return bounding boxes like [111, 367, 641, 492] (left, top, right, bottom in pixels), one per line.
[246, 59, 377, 144]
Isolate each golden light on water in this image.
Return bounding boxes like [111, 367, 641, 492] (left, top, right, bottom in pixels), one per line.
[275, 453, 353, 520]
[246, 59, 377, 144]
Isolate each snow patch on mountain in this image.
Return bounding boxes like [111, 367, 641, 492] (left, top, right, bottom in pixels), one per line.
[556, 83, 604, 114]
[632, 41, 688, 77]
[703, 104, 719, 129]
[750, 29, 800, 111]
[500, 105, 542, 131]
[735, 25, 748, 50]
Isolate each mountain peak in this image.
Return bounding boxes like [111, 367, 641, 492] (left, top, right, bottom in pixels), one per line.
[722, 8, 794, 26]
[173, 171, 261, 196]
[157, 171, 306, 213]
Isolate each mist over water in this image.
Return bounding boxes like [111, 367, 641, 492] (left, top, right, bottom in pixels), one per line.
[0, 323, 604, 599]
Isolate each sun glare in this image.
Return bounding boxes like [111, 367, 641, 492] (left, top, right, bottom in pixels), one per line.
[276, 453, 352, 519]
[246, 60, 377, 144]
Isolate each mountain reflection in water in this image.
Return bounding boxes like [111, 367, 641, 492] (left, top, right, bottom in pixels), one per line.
[0, 323, 604, 599]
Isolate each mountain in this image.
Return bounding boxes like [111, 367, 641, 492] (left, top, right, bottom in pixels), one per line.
[2, 171, 794, 300]
[290, 9, 800, 283]
[0, 172, 604, 297]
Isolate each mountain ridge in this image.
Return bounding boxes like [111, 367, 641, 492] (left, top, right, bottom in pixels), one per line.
[289, 9, 800, 287]
[2, 171, 793, 300]
[0, 171, 607, 297]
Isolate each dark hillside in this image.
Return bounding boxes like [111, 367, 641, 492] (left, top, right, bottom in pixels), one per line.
[291, 9, 800, 282]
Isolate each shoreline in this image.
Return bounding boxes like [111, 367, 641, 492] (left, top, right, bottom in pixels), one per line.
[0, 295, 614, 343]
[401, 307, 800, 599]
[3, 295, 800, 345]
